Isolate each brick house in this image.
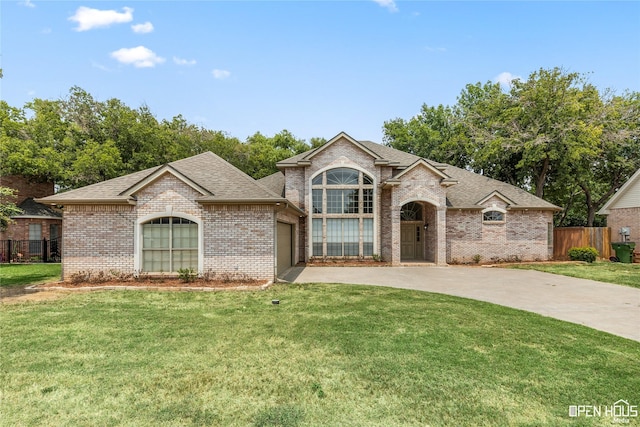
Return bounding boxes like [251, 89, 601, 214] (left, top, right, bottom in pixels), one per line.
[0, 175, 62, 262]
[38, 132, 559, 281]
[598, 168, 640, 258]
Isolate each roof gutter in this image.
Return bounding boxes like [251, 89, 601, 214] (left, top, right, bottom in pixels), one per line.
[34, 197, 137, 206]
[198, 199, 306, 216]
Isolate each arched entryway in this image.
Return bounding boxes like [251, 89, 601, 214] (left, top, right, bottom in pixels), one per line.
[400, 201, 436, 262]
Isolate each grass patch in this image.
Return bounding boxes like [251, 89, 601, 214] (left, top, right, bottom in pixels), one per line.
[508, 261, 640, 289]
[1, 284, 639, 426]
[0, 263, 61, 287]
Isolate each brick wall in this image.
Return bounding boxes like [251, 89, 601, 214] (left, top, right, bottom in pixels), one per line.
[203, 205, 275, 280]
[0, 175, 54, 204]
[446, 208, 553, 263]
[61, 173, 277, 281]
[607, 207, 640, 244]
[62, 204, 136, 277]
[390, 164, 448, 265]
[0, 218, 62, 241]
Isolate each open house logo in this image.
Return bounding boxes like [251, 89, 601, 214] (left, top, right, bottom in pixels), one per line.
[569, 400, 638, 423]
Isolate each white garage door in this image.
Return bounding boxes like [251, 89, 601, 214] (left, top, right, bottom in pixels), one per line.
[277, 222, 293, 275]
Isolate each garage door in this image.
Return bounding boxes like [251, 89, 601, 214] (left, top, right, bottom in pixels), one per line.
[277, 222, 293, 275]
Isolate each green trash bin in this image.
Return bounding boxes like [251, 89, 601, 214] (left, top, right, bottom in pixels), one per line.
[611, 242, 636, 263]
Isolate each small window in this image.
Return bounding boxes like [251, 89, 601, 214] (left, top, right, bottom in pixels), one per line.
[312, 175, 323, 185]
[29, 224, 42, 240]
[483, 210, 505, 222]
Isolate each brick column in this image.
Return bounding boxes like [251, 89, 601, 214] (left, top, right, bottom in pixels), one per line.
[436, 206, 448, 265]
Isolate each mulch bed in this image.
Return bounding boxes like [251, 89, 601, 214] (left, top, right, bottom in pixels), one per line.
[34, 278, 269, 291]
[306, 261, 391, 267]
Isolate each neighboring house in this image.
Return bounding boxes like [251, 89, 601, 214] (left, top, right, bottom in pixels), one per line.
[0, 175, 62, 262]
[38, 132, 560, 281]
[598, 168, 640, 244]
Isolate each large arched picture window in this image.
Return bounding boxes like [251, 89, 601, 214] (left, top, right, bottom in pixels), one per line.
[311, 167, 374, 257]
[142, 217, 198, 272]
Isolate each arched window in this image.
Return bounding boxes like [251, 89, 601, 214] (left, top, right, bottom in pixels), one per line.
[482, 210, 505, 222]
[311, 168, 375, 257]
[401, 202, 423, 221]
[142, 217, 198, 272]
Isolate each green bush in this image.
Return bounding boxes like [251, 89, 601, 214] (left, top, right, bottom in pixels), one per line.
[568, 246, 599, 263]
[177, 267, 197, 283]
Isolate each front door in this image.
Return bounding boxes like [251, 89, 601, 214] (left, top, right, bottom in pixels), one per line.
[401, 223, 422, 260]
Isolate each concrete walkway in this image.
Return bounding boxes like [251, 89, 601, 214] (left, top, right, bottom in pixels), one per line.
[283, 266, 640, 342]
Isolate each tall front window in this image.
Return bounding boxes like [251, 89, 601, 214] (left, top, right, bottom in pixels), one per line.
[311, 168, 374, 257]
[142, 217, 198, 272]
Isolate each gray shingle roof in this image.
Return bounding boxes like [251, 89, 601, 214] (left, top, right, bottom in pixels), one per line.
[277, 137, 559, 210]
[38, 152, 285, 205]
[14, 198, 62, 218]
[257, 172, 285, 197]
[442, 164, 559, 209]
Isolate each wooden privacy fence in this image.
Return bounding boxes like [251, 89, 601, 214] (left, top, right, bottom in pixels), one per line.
[553, 227, 611, 260]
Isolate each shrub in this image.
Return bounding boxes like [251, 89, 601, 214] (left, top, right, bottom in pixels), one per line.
[177, 267, 197, 283]
[472, 254, 482, 264]
[568, 246, 599, 263]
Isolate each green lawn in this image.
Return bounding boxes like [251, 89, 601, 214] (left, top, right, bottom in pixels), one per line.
[0, 263, 61, 287]
[2, 284, 638, 426]
[508, 261, 640, 289]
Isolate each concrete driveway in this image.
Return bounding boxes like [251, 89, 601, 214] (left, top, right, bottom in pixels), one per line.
[283, 266, 640, 342]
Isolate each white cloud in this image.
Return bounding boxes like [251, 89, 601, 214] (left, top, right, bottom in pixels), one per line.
[69, 6, 133, 31]
[91, 61, 111, 72]
[110, 46, 165, 68]
[19, 0, 35, 8]
[132, 22, 154, 34]
[372, 0, 398, 12]
[494, 71, 521, 88]
[173, 57, 196, 66]
[212, 69, 231, 79]
[425, 46, 446, 53]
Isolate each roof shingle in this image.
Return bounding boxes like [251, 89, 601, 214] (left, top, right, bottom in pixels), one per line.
[38, 152, 285, 205]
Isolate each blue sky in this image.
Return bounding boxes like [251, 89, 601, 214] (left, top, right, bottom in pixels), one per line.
[2, 1, 639, 143]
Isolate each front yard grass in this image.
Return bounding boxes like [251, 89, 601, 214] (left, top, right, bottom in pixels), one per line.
[2, 284, 639, 426]
[508, 261, 640, 289]
[0, 263, 61, 287]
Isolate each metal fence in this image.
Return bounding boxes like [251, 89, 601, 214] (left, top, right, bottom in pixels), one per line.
[0, 238, 62, 263]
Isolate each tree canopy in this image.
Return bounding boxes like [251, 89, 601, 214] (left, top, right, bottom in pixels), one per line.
[384, 67, 640, 226]
[0, 86, 314, 190]
[0, 187, 22, 231]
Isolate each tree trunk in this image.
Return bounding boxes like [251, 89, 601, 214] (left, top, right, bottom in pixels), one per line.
[535, 157, 550, 198]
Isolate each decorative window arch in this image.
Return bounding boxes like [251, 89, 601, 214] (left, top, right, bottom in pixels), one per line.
[137, 213, 201, 273]
[310, 167, 375, 257]
[401, 202, 423, 221]
[482, 206, 506, 223]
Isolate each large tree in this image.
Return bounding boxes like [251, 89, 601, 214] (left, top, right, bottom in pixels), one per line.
[0, 87, 321, 189]
[383, 67, 639, 226]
